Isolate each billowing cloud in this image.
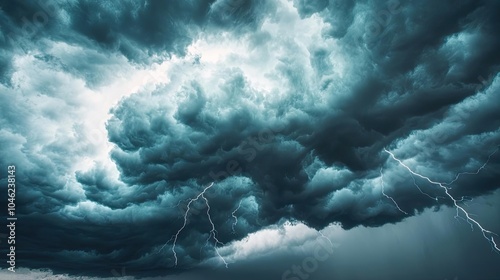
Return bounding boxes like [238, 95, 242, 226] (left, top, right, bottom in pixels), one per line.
[1, 0, 499, 278]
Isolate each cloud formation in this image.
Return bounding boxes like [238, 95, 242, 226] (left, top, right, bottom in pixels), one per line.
[1, 0, 499, 277]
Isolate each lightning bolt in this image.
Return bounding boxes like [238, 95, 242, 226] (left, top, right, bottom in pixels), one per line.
[231, 200, 242, 234]
[384, 148, 500, 253]
[410, 173, 441, 201]
[202, 191, 229, 268]
[163, 182, 228, 267]
[158, 235, 175, 252]
[444, 147, 499, 186]
[380, 167, 409, 215]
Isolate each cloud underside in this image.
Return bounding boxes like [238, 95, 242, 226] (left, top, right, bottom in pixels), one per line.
[1, 0, 500, 277]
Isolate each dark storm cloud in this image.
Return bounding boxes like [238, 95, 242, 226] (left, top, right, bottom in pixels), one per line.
[1, 0, 202, 62]
[64, 0, 212, 61]
[0, 0, 269, 86]
[100, 0, 500, 265]
[2, 0, 500, 278]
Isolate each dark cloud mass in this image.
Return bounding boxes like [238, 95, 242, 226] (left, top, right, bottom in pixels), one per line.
[1, 0, 500, 279]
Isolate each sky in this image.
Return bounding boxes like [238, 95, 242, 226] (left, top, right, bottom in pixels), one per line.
[0, 0, 500, 279]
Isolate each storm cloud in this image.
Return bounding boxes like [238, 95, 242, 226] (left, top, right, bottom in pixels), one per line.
[1, 0, 500, 278]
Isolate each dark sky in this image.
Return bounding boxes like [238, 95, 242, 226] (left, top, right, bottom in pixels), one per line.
[1, 0, 500, 279]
